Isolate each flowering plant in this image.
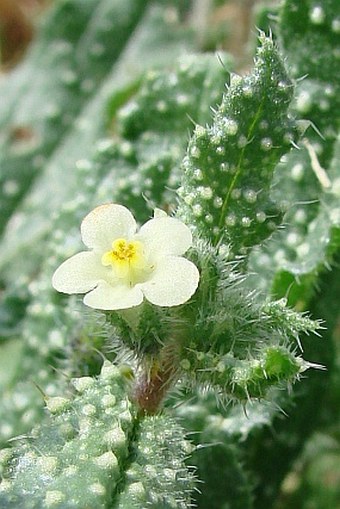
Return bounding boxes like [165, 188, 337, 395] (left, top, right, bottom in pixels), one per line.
[0, 1, 338, 508]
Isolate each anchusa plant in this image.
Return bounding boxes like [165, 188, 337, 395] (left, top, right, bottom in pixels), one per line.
[0, 1, 339, 508]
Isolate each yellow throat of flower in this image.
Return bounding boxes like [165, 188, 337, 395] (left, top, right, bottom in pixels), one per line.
[101, 238, 147, 279]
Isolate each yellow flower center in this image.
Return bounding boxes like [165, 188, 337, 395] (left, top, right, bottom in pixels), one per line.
[101, 238, 147, 280]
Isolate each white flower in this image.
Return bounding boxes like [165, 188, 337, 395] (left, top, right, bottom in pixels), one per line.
[52, 204, 200, 310]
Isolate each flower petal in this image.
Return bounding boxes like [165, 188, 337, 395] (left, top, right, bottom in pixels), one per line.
[137, 216, 192, 256]
[52, 251, 106, 294]
[140, 256, 199, 307]
[83, 281, 144, 310]
[81, 203, 137, 251]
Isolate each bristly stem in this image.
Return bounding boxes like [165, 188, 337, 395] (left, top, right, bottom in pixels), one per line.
[132, 354, 178, 414]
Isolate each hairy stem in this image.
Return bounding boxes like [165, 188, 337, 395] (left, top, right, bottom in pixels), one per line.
[132, 354, 178, 414]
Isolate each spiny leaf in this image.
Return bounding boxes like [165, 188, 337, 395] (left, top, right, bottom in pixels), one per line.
[182, 344, 308, 401]
[250, 0, 340, 304]
[0, 362, 195, 509]
[116, 415, 195, 509]
[0, 362, 135, 509]
[177, 34, 300, 257]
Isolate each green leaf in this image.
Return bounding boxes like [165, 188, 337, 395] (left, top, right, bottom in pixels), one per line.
[0, 362, 135, 509]
[191, 426, 253, 509]
[178, 34, 300, 257]
[250, 0, 340, 303]
[279, 0, 340, 82]
[0, 362, 195, 509]
[183, 344, 308, 401]
[116, 415, 195, 508]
